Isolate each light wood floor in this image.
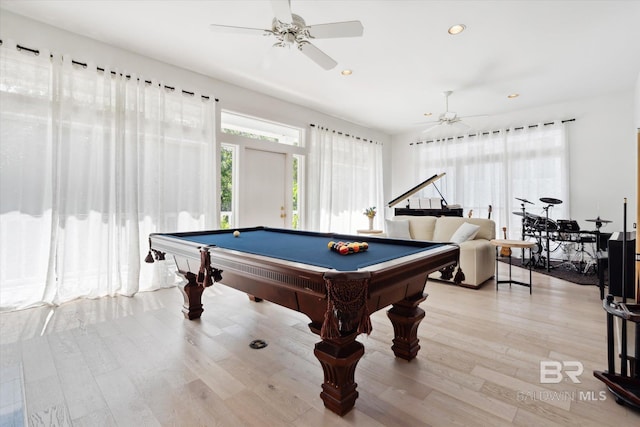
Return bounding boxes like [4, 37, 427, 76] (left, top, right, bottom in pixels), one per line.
[1, 263, 640, 426]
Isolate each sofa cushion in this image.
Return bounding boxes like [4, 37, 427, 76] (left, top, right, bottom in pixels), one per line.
[450, 222, 481, 243]
[385, 219, 411, 239]
[433, 217, 496, 242]
[393, 215, 438, 240]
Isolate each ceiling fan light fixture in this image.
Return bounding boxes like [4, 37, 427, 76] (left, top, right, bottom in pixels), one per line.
[448, 24, 466, 35]
[285, 33, 296, 44]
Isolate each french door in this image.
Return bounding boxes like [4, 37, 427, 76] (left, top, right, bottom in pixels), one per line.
[238, 148, 289, 228]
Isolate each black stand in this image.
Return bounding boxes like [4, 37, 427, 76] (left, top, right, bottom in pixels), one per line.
[594, 198, 640, 408]
[593, 296, 640, 408]
[495, 246, 533, 294]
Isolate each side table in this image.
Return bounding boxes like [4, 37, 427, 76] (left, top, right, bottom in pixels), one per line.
[490, 239, 536, 294]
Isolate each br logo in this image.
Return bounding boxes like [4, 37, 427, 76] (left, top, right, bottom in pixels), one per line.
[539, 361, 584, 384]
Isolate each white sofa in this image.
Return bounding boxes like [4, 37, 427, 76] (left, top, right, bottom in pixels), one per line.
[388, 215, 496, 289]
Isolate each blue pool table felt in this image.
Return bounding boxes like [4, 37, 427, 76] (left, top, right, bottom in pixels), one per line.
[177, 230, 442, 271]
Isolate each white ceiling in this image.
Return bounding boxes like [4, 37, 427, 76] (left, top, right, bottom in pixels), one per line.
[1, 0, 639, 135]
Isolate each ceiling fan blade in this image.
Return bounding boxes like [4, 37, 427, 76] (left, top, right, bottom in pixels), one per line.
[414, 119, 440, 125]
[307, 21, 364, 39]
[421, 124, 442, 134]
[299, 42, 337, 70]
[209, 24, 270, 35]
[458, 114, 490, 120]
[271, 0, 292, 23]
[450, 121, 471, 131]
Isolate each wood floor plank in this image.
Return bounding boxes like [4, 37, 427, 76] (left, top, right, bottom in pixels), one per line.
[421, 389, 515, 427]
[181, 379, 247, 426]
[22, 373, 66, 422]
[45, 331, 109, 421]
[27, 402, 72, 427]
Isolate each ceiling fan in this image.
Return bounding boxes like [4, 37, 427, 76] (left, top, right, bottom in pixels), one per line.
[421, 91, 481, 133]
[209, 0, 364, 70]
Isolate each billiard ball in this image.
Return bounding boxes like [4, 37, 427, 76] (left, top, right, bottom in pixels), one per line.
[233, 230, 240, 237]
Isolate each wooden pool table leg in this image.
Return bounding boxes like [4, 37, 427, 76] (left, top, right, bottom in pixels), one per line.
[314, 332, 364, 416]
[178, 272, 205, 320]
[387, 293, 428, 360]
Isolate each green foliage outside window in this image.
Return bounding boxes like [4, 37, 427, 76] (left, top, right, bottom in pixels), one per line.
[292, 156, 298, 229]
[220, 146, 233, 229]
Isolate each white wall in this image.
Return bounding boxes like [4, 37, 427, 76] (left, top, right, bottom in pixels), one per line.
[391, 90, 638, 233]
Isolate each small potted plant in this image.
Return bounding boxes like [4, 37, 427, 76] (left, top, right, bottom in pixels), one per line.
[363, 207, 376, 230]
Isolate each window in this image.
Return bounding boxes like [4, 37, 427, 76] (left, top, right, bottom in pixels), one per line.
[221, 111, 301, 146]
[414, 123, 569, 236]
[292, 154, 302, 229]
[0, 43, 216, 309]
[307, 127, 384, 233]
[220, 144, 236, 229]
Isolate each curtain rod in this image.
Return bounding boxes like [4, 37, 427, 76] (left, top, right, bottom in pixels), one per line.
[1, 40, 218, 102]
[309, 123, 381, 145]
[410, 118, 576, 145]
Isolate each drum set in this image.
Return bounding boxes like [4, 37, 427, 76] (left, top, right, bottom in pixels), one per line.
[513, 197, 611, 273]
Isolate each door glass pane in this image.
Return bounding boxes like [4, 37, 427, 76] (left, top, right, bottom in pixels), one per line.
[220, 144, 234, 229]
[292, 155, 300, 229]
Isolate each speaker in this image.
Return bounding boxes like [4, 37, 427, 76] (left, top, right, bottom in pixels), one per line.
[598, 232, 612, 251]
[607, 232, 635, 298]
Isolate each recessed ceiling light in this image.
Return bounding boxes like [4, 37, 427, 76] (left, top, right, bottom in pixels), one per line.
[423, 112, 433, 117]
[341, 69, 353, 76]
[507, 93, 520, 99]
[448, 24, 466, 35]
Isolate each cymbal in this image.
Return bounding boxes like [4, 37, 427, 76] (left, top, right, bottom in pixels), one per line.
[512, 211, 540, 218]
[515, 197, 534, 204]
[585, 217, 612, 224]
[540, 197, 563, 205]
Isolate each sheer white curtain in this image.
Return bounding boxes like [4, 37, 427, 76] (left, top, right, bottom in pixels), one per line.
[414, 122, 569, 237]
[0, 41, 216, 310]
[307, 126, 384, 233]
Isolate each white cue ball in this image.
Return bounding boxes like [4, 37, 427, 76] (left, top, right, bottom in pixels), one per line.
[233, 230, 240, 237]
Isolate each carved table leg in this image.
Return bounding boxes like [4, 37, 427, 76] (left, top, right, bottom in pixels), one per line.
[387, 293, 428, 360]
[177, 272, 205, 320]
[314, 332, 364, 416]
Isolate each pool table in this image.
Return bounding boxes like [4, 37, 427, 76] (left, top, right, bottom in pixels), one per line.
[146, 227, 461, 415]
